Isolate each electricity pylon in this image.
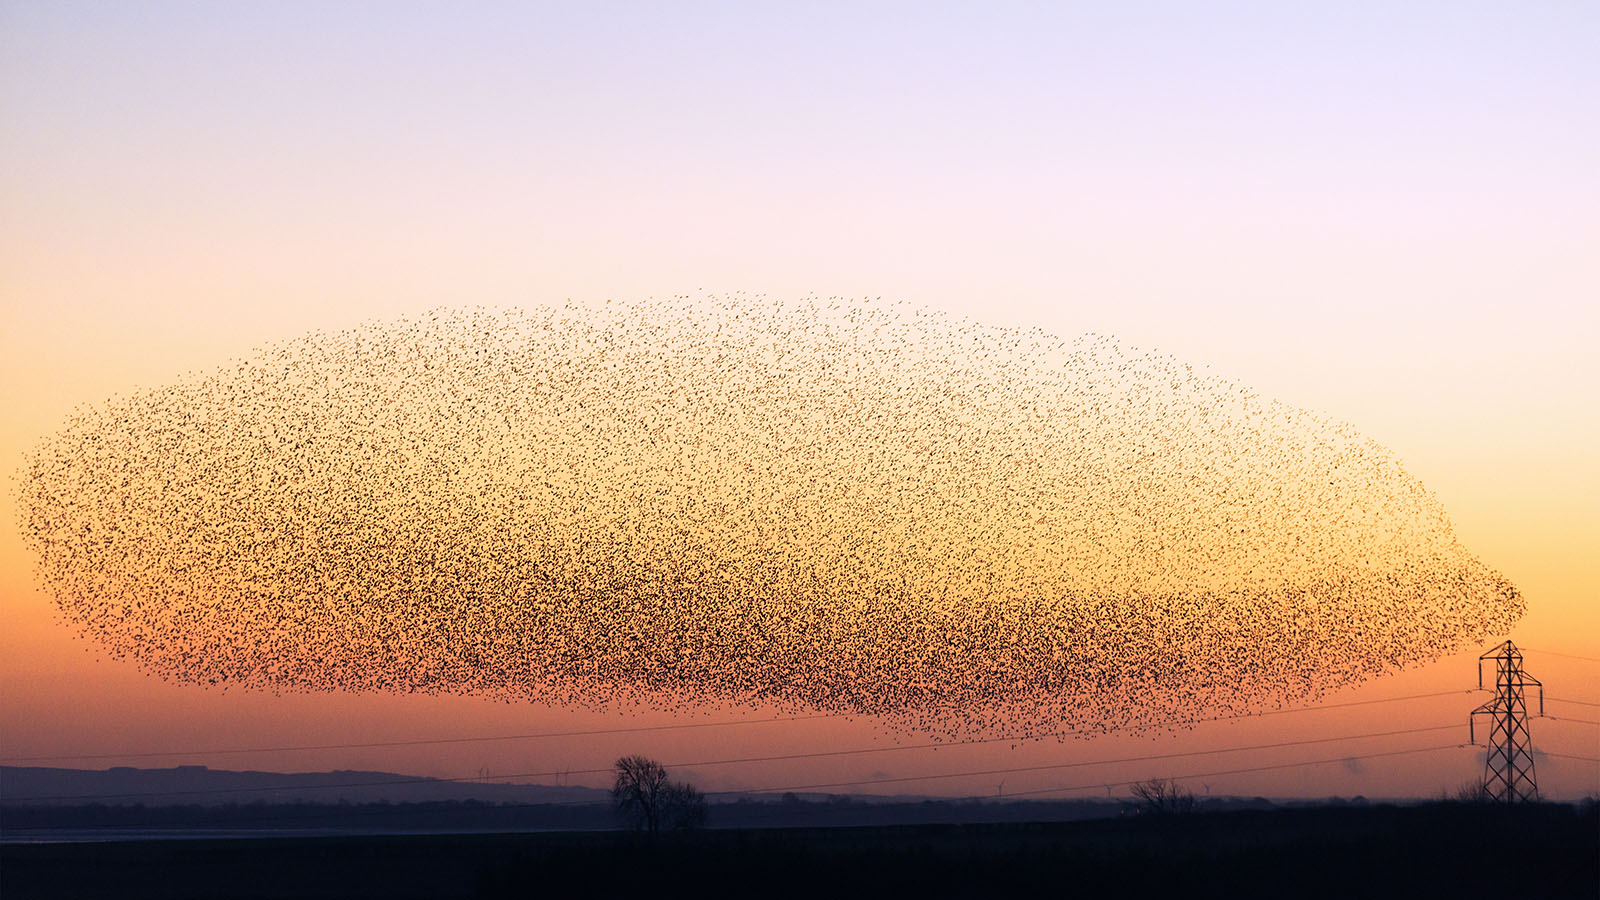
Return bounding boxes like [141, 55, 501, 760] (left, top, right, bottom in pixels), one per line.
[1469, 640, 1543, 803]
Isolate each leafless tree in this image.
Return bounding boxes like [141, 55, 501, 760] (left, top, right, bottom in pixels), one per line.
[1129, 777, 1196, 815]
[1448, 778, 1491, 804]
[611, 755, 707, 832]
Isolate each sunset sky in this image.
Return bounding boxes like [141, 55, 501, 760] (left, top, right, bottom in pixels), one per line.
[2, 3, 1596, 801]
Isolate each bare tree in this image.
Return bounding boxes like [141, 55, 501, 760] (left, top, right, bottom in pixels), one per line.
[611, 755, 707, 832]
[1449, 778, 1491, 804]
[1129, 777, 1196, 815]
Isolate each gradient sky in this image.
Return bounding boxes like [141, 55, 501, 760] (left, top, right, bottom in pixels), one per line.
[2, 2, 1596, 801]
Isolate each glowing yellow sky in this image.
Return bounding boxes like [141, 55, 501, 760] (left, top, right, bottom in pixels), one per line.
[2, 3, 1595, 799]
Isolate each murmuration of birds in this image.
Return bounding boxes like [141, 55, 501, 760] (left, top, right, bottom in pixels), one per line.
[16, 296, 1522, 740]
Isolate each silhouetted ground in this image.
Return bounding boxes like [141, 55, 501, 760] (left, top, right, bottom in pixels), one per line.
[0, 796, 1152, 835]
[3, 802, 1595, 899]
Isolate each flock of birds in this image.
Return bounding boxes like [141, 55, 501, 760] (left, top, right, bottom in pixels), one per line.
[17, 296, 1522, 739]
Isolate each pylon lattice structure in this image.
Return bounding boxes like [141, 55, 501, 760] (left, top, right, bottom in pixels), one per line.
[1469, 640, 1543, 803]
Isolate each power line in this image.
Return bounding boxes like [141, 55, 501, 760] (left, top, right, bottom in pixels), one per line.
[0, 689, 1480, 765]
[1517, 648, 1600, 664]
[1546, 695, 1600, 709]
[709, 724, 1465, 796]
[1006, 743, 1464, 798]
[1543, 752, 1600, 764]
[1200, 690, 1483, 720]
[8, 722, 1467, 804]
[0, 741, 1503, 834]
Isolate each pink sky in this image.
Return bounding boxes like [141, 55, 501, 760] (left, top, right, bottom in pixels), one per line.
[2, 2, 1596, 800]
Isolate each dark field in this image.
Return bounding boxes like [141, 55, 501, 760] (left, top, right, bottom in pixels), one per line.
[4, 803, 1595, 899]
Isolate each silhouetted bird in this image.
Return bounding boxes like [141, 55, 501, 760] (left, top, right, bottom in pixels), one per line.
[16, 296, 1521, 740]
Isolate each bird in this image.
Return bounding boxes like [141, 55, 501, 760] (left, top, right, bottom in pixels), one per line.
[15, 295, 1522, 742]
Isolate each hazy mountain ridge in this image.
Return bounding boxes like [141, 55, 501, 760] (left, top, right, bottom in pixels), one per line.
[1, 766, 1439, 839]
[0, 765, 611, 806]
[1, 765, 1376, 810]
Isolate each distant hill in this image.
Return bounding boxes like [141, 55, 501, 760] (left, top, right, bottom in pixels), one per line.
[1, 764, 1344, 812]
[1, 766, 1421, 837]
[0, 765, 610, 807]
